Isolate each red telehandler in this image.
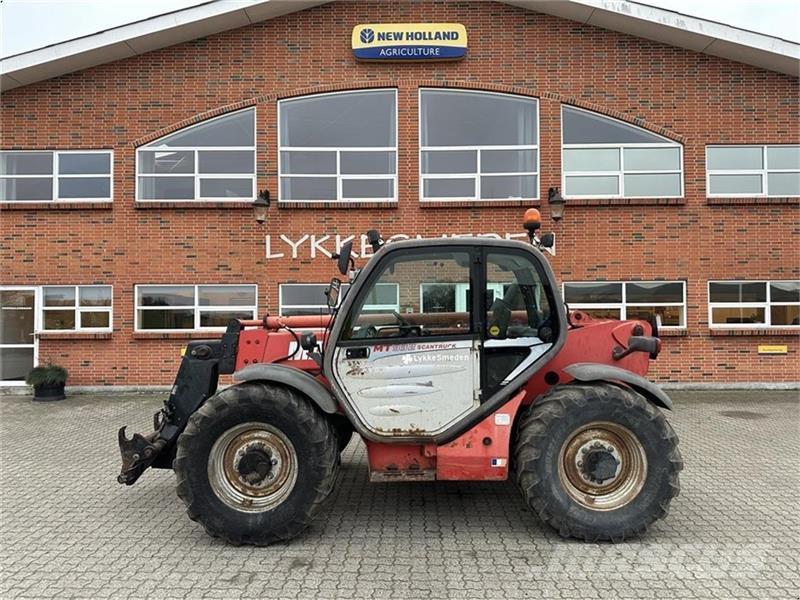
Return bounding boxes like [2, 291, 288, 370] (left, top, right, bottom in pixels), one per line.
[118, 209, 682, 545]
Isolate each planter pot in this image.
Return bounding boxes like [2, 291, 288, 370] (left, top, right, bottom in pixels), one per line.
[33, 382, 66, 402]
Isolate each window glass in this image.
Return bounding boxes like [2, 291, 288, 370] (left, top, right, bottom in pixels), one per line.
[562, 106, 666, 144]
[58, 177, 110, 199]
[480, 175, 537, 200]
[138, 151, 195, 174]
[58, 153, 110, 174]
[345, 251, 471, 339]
[711, 306, 766, 325]
[626, 282, 683, 303]
[137, 177, 195, 200]
[0, 178, 53, 201]
[708, 174, 762, 195]
[709, 282, 766, 303]
[707, 146, 763, 170]
[481, 149, 537, 174]
[421, 151, 476, 174]
[280, 151, 337, 175]
[138, 286, 195, 306]
[423, 178, 475, 199]
[280, 90, 395, 148]
[623, 147, 681, 171]
[198, 285, 256, 306]
[44, 287, 75, 307]
[767, 146, 800, 170]
[564, 175, 619, 196]
[771, 305, 800, 326]
[340, 151, 396, 175]
[79, 286, 112, 306]
[627, 305, 682, 327]
[341, 179, 394, 199]
[486, 252, 553, 338]
[421, 90, 537, 147]
[199, 179, 253, 198]
[766, 173, 800, 197]
[80, 311, 110, 328]
[139, 310, 195, 330]
[623, 173, 681, 197]
[154, 109, 254, 147]
[198, 151, 254, 174]
[564, 283, 623, 304]
[770, 282, 800, 303]
[279, 283, 351, 316]
[0, 152, 53, 175]
[564, 148, 619, 172]
[280, 178, 338, 201]
[44, 310, 76, 330]
[200, 311, 254, 327]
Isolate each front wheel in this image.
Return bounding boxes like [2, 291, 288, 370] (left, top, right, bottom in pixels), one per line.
[514, 383, 682, 542]
[174, 383, 340, 545]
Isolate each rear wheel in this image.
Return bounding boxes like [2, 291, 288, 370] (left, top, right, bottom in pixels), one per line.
[174, 382, 339, 545]
[514, 383, 682, 542]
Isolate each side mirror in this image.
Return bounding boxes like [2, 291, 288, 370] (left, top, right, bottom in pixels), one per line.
[300, 332, 318, 352]
[540, 233, 555, 248]
[326, 278, 342, 309]
[337, 241, 353, 275]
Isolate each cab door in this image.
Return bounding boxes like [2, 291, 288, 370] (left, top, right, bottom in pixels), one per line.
[331, 248, 480, 436]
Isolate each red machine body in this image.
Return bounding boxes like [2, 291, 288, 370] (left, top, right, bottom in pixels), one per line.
[232, 311, 655, 482]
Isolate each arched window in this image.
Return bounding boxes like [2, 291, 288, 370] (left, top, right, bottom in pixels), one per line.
[561, 106, 683, 199]
[136, 108, 256, 202]
[278, 89, 397, 203]
[420, 89, 539, 201]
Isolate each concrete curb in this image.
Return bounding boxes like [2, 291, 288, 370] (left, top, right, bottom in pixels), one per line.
[1, 382, 799, 396]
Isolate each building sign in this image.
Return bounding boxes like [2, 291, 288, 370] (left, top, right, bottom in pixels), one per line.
[265, 232, 554, 261]
[351, 23, 467, 61]
[757, 345, 788, 355]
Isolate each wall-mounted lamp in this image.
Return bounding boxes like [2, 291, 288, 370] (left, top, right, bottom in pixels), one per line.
[253, 190, 270, 224]
[548, 187, 565, 221]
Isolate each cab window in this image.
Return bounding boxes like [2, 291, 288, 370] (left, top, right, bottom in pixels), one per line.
[485, 251, 552, 340]
[344, 251, 473, 340]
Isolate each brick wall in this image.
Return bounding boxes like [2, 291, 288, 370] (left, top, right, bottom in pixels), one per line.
[1, 1, 798, 385]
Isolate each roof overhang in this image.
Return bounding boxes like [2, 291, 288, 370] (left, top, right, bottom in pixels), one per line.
[1, 0, 797, 92]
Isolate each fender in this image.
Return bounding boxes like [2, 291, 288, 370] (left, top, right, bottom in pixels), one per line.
[233, 364, 339, 414]
[563, 362, 673, 410]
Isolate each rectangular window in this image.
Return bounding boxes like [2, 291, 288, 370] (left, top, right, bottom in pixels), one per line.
[420, 89, 539, 201]
[708, 280, 800, 328]
[563, 281, 686, 328]
[278, 90, 397, 203]
[41, 285, 112, 331]
[0, 151, 112, 202]
[135, 284, 257, 331]
[136, 109, 256, 202]
[706, 145, 800, 197]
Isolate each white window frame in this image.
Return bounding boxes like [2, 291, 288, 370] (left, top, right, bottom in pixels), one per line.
[135, 108, 257, 203]
[135, 284, 258, 332]
[708, 280, 800, 329]
[0, 149, 113, 203]
[277, 89, 398, 204]
[40, 285, 113, 332]
[563, 281, 687, 330]
[561, 105, 683, 200]
[706, 145, 800, 198]
[419, 88, 540, 202]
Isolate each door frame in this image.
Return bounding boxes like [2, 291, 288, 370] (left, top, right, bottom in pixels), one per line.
[0, 285, 39, 386]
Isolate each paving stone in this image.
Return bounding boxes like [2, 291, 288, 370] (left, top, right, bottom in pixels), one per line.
[0, 390, 798, 599]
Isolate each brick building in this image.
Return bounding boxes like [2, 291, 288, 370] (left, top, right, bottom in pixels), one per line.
[1, 0, 798, 387]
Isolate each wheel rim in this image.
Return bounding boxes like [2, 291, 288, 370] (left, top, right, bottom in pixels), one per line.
[558, 421, 648, 511]
[208, 422, 298, 513]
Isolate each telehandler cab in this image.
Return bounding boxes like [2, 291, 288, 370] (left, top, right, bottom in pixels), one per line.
[118, 209, 682, 545]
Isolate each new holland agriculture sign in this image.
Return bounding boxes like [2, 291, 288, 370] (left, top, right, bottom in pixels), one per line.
[352, 23, 468, 61]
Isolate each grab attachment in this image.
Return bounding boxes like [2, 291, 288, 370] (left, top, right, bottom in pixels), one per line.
[117, 425, 167, 485]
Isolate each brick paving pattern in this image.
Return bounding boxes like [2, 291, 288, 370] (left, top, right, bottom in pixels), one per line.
[1, 390, 798, 599]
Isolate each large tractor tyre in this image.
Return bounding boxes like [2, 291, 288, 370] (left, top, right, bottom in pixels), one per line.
[514, 383, 682, 542]
[174, 382, 340, 546]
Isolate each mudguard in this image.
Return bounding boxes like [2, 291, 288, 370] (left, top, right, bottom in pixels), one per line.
[233, 364, 339, 414]
[563, 362, 673, 410]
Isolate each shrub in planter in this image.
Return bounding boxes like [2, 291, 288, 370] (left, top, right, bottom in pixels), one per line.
[25, 364, 68, 401]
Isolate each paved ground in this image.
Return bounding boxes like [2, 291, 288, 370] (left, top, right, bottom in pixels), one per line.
[1, 390, 798, 599]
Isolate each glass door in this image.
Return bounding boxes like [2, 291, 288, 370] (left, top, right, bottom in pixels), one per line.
[0, 288, 37, 384]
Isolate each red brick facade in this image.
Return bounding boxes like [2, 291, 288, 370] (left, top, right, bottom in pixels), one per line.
[1, 1, 798, 385]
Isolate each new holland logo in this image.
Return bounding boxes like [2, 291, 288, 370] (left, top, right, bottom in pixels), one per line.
[352, 23, 468, 61]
